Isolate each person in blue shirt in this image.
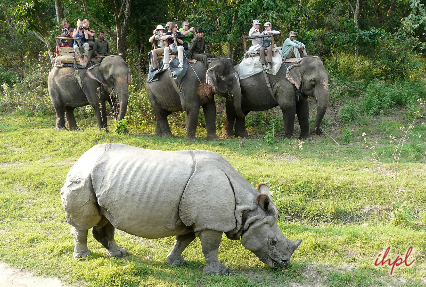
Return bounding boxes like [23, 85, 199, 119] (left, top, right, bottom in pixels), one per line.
[282, 31, 307, 62]
[72, 20, 90, 64]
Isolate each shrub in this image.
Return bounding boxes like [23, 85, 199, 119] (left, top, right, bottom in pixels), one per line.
[0, 60, 52, 115]
[0, 65, 19, 86]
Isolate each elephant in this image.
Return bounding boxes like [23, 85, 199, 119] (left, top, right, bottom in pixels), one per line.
[222, 56, 329, 139]
[145, 56, 243, 142]
[48, 55, 130, 130]
[61, 143, 302, 274]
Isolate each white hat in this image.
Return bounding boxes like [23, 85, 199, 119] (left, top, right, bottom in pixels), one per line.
[264, 22, 272, 27]
[253, 19, 260, 25]
[156, 24, 165, 30]
[289, 31, 297, 36]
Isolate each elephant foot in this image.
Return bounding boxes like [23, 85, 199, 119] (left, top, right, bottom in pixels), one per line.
[184, 135, 197, 142]
[68, 126, 81, 131]
[106, 246, 128, 258]
[166, 254, 186, 266]
[235, 131, 248, 138]
[73, 249, 91, 259]
[206, 134, 219, 141]
[203, 262, 228, 275]
[221, 131, 234, 139]
[299, 132, 310, 139]
[157, 131, 173, 137]
[314, 127, 323, 135]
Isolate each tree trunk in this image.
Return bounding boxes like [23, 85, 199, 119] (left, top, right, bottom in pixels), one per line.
[112, 0, 131, 60]
[54, 0, 64, 26]
[81, 0, 131, 60]
[354, 0, 360, 29]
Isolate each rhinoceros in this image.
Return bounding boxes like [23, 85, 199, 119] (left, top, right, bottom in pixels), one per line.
[61, 143, 302, 274]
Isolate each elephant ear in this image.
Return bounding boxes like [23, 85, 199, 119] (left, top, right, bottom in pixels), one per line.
[206, 65, 218, 90]
[87, 65, 107, 85]
[286, 64, 302, 90]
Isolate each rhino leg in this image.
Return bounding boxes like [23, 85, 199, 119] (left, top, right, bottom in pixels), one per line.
[199, 230, 228, 275]
[92, 217, 128, 258]
[166, 232, 196, 266]
[71, 226, 91, 258]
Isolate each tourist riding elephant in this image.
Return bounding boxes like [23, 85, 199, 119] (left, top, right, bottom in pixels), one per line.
[222, 56, 329, 139]
[48, 55, 130, 130]
[145, 56, 243, 142]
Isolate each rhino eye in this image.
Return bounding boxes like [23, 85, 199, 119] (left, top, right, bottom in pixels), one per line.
[269, 238, 277, 246]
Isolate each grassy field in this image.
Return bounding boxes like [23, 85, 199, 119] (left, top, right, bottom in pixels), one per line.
[0, 110, 425, 286]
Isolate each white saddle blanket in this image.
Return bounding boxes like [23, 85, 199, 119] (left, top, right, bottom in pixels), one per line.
[235, 46, 283, 80]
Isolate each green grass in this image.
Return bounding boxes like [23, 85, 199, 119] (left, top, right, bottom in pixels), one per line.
[0, 112, 425, 286]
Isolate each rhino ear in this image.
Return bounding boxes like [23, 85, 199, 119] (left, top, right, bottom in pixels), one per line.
[256, 193, 272, 213]
[256, 183, 271, 196]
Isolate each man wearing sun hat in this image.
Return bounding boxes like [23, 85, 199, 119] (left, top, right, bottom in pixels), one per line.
[148, 24, 170, 71]
[249, 19, 262, 46]
[282, 31, 307, 62]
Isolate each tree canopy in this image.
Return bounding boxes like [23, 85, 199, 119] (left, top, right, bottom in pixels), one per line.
[0, 0, 425, 74]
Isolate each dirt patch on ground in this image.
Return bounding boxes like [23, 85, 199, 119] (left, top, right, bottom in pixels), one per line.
[0, 262, 70, 287]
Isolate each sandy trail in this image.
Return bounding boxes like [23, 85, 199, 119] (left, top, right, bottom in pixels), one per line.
[0, 262, 69, 287]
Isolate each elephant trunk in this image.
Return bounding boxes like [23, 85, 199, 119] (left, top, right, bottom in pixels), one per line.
[115, 78, 129, 121]
[313, 82, 329, 135]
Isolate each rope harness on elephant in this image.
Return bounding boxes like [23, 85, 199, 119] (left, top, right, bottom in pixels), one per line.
[261, 70, 277, 101]
[168, 56, 204, 103]
[168, 69, 183, 100]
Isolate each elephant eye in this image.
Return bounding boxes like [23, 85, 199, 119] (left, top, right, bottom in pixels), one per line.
[269, 238, 277, 246]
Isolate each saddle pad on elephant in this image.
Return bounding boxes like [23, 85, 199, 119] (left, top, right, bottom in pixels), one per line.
[147, 57, 188, 84]
[54, 54, 87, 68]
[235, 46, 283, 80]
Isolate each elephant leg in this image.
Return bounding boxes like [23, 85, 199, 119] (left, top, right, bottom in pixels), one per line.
[222, 116, 235, 138]
[154, 109, 172, 137]
[222, 98, 236, 138]
[202, 101, 219, 141]
[281, 105, 296, 138]
[166, 232, 196, 266]
[184, 106, 200, 142]
[71, 226, 91, 258]
[65, 107, 79, 130]
[92, 216, 128, 258]
[199, 230, 227, 274]
[296, 97, 310, 139]
[55, 107, 66, 130]
[234, 116, 248, 138]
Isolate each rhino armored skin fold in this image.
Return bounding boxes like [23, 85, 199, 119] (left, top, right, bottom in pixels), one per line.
[61, 143, 302, 274]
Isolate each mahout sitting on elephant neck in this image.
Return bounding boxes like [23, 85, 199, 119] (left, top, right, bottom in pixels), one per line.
[61, 143, 302, 274]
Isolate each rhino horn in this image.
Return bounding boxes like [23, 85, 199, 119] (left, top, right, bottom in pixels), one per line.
[292, 238, 303, 252]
